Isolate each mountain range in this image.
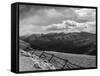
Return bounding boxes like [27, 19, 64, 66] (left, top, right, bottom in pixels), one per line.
[20, 32, 96, 55]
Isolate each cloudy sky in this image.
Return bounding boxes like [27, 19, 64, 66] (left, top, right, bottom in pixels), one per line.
[19, 5, 96, 36]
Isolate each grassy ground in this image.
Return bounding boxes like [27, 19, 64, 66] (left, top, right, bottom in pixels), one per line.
[46, 51, 96, 68]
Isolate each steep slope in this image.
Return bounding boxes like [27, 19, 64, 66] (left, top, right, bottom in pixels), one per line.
[19, 39, 31, 50]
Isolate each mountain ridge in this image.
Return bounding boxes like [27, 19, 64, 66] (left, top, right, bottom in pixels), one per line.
[20, 32, 96, 55]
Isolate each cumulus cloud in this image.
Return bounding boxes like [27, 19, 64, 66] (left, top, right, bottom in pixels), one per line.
[44, 20, 96, 33]
[19, 5, 96, 36]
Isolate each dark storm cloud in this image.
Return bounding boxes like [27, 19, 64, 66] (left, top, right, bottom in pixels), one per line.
[19, 6, 78, 26]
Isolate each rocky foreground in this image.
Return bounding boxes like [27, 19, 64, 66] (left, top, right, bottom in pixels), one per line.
[19, 50, 56, 71]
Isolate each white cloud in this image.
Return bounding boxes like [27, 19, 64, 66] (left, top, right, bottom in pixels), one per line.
[45, 23, 66, 29]
[44, 20, 96, 34]
[63, 20, 78, 27]
[20, 19, 96, 36]
[75, 8, 96, 21]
